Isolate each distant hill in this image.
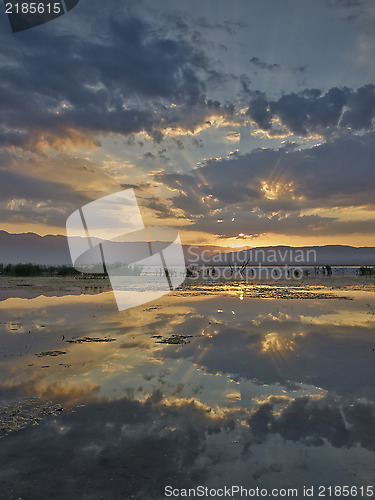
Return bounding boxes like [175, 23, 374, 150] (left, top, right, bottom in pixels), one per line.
[0, 231, 236, 266]
[0, 231, 73, 265]
[198, 245, 375, 266]
[0, 231, 374, 266]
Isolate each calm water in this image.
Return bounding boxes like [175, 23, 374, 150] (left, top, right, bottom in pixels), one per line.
[0, 278, 374, 499]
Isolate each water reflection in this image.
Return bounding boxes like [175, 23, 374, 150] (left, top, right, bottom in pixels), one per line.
[0, 282, 374, 498]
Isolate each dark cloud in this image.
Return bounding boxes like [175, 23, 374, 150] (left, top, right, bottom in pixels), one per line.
[292, 65, 307, 74]
[0, 169, 92, 226]
[0, 390, 373, 498]
[250, 57, 281, 72]
[0, 394, 234, 499]
[341, 85, 375, 130]
[0, 170, 87, 205]
[249, 395, 375, 452]
[247, 85, 375, 136]
[156, 133, 375, 237]
[246, 93, 272, 130]
[141, 196, 175, 218]
[0, 12, 233, 150]
[0, 2, 372, 152]
[120, 182, 151, 191]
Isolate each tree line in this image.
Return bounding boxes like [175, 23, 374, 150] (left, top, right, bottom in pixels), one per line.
[0, 263, 81, 277]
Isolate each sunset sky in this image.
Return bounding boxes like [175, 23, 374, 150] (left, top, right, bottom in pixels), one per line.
[1, 0, 375, 247]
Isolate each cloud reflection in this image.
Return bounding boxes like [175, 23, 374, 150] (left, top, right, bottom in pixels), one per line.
[0, 284, 374, 496]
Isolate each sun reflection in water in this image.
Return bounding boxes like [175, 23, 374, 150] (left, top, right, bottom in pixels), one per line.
[261, 331, 304, 353]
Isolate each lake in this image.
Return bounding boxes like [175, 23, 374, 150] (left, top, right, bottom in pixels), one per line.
[0, 276, 374, 499]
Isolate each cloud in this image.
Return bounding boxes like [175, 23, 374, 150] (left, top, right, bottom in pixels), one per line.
[1, 0, 375, 238]
[0, 168, 93, 226]
[0, 393, 235, 499]
[26, 380, 100, 405]
[0, 390, 374, 499]
[141, 196, 176, 218]
[249, 395, 375, 452]
[0, 170, 87, 204]
[159, 301, 375, 399]
[196, 16, 249, 34]
[247, 85, 375, 137]
[250, 57, 281, 72]
[0, 0, 373, 158]
[156, 132, 375, 237]
[341, 85, 375, 130]
[0, 10, 235, 150]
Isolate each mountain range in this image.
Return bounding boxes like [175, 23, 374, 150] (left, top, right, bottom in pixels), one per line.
[0, 230, 374, 266]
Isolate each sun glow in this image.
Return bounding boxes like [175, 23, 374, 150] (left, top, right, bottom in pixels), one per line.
[261, 331, 304, 353]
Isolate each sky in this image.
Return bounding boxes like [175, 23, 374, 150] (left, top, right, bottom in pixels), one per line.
[1, 0, 375, 247]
